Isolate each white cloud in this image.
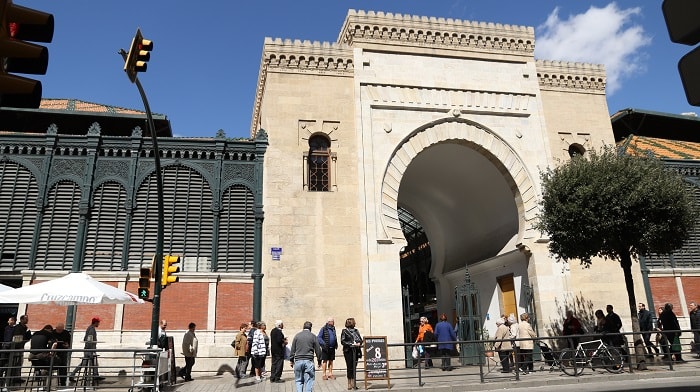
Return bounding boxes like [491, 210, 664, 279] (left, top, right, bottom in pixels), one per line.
[535, 3, 652, 94]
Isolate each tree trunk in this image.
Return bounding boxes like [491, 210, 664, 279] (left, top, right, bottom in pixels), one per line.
[620, 248, 647, 370]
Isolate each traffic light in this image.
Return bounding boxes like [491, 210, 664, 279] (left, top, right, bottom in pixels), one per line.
[123, 28, 152, 83]
[161, 255, 180, 288]
[663, 0, 700, 105]
[0, 0, 54, 108]
[138, 267, 151, 299]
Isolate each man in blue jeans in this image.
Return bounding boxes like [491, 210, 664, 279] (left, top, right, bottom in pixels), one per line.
[290, 321, 321, 392]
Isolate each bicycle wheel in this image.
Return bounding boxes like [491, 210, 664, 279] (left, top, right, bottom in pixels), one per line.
[598, 347, 624, 373]
[559, 348, 585, 376]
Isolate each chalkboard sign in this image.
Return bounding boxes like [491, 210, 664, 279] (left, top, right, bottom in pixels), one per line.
[363, 336, 390, 388]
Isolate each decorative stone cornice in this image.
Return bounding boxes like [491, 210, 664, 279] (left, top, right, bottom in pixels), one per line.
[338, 9, 534, 56]
[251, 38, 354, 136]
[364, 84, 532, 115]
[536, 60, 606, 93]
[262, 38, 354, 74]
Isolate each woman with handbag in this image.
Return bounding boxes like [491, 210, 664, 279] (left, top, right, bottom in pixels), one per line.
[659, 303, 685, 362]
[415, 316, 434, 368]
[341, 318, 363, 390]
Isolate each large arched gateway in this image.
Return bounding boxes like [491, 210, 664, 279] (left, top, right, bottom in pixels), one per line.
[257, 9, 645, 355]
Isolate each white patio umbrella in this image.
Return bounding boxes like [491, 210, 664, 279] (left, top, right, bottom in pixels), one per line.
[0, 283, 14, 292]
[0, 272, 144, 305]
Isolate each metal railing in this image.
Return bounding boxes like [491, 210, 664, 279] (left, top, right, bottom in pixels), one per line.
[1, 329, 697, 390]
[0, 346, 166, 391]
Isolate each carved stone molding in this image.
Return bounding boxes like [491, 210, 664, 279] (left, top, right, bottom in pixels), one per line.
[365, 84, 532, 114]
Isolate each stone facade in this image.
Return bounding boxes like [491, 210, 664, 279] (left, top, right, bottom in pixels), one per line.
[254, 9, 645, 351]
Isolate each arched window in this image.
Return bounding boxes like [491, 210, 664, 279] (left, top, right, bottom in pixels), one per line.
[308, 134, 331, 191]
[568, 143, 586, 158]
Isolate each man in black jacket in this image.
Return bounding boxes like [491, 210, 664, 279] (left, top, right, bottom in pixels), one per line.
[638, 303, 658, 357]
[269, 320, 286, 382]
[604, 305, 625, 356]
[51, 323, 71, 386]
[9, 315, 31, 385]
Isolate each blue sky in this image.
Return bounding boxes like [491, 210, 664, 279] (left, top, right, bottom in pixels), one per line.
[20, 1, 697, 138]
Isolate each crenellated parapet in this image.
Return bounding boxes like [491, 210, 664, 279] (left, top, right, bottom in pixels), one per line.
[338, 9, 535, 56]
[250, 38, 354, 136]
[262, 37, 354, 74]
[536, 60, 606, 93]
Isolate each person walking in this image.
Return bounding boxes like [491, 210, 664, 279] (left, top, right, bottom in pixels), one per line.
[317, 317, 338, 380]
[270, 320, 286, 383]
[494, 318, 513, 373]
[518, 313, 537, 374]
[179, 322, 198, 381]
[434, 313, 456, 371]
[340, 317, 363, 390]
[638, 303, 659, 357]
[562, 310, 584, 349]
[290, 321, 322, 392]
[659, 303, 684, 362]
[415, 316, 434, 368]
[250, 321, 269, 382]
[232, 323, 249, 380]
[688, 301, 700, 358]
[69, 317, 103, 384]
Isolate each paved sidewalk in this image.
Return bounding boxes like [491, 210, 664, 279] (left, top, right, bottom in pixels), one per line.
[168, 357, 700, 392]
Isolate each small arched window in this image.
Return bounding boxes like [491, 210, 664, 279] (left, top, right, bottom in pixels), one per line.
[568, 143, 586, 158]
[308, 134, 331, 192]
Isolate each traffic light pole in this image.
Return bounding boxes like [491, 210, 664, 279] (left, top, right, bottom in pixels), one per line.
[119, 48, 163, 348]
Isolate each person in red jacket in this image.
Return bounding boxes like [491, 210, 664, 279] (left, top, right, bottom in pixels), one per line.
[562, 310, 584, 348]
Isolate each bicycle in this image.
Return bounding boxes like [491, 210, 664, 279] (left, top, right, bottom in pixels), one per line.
[558, 339, 624, 376]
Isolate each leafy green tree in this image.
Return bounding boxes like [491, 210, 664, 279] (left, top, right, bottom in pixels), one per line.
[535, 146, 696, 366]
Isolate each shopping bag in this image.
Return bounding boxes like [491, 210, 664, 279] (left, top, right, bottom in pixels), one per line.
[672, 335, 682, 353]
[412, 346, 419, 359]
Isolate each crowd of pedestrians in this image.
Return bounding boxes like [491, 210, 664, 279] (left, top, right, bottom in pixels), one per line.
[228, 316, 364, 391]
[3, 302, 697, 392]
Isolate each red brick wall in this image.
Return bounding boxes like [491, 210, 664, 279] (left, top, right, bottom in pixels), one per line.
[24, 280, 253, 333]
[123, 281, 209, 330]
[681, 276, 700, 305]
[650, 276, 680, 314]
[216, 282, 253, 330]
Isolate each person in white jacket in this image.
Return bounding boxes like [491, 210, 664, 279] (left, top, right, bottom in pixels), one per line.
[518, 313, 537, 374]
[250, 322, 269, 382]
